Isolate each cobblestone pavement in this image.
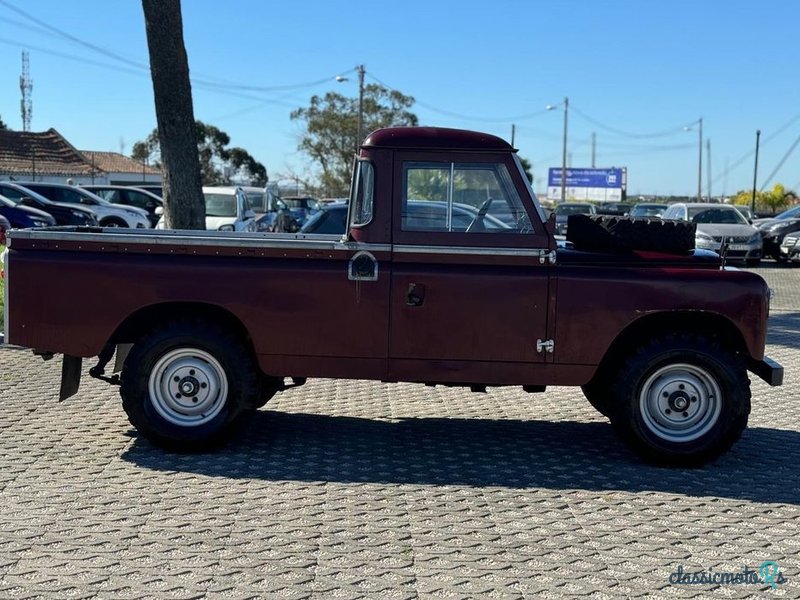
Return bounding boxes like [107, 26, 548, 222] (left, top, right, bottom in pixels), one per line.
[0, 265, 798, 599]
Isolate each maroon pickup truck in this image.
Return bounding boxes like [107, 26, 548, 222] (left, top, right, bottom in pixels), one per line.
[2, 127, 782, 465]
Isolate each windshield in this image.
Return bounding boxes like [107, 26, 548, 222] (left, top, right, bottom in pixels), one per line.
[689, 206, 748, 224]
[631, 204, 668, 217]
[285, 198, 319, 210]
[204, 193, 237, 217]
[555, 204, 593, 216]
[245, 191, 265, 211]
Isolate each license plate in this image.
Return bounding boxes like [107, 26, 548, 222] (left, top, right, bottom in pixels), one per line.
[728, 244, 750, 251]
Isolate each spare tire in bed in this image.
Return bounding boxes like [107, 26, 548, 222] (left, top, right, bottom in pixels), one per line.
[566, 214, 696, 254]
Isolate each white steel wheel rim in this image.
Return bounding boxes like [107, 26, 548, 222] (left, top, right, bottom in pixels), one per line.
[148, 348, 228, 427]
[639, 362, 722, 443]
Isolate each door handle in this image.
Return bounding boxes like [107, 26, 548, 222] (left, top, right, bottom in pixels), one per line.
[407, 283, 426, 307]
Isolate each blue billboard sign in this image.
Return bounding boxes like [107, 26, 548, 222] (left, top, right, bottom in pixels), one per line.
[547, 168, 625, 189]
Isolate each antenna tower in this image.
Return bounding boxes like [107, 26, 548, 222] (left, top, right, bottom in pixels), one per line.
[20, 50, 33, 132]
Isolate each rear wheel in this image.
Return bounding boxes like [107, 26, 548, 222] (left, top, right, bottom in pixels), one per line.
[608, 334, 750, 466]
[120, 319, 258, 450]
[101, 217, 128, 228]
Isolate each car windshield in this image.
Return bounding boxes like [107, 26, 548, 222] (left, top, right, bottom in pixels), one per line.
[555, 204, 593, 216]
[631, 204, 668, 217]
[204, 193, 237, 217]
[689, 206, 748, 224]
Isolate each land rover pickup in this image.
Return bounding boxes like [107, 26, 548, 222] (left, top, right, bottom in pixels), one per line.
[1, 127, 783, 465]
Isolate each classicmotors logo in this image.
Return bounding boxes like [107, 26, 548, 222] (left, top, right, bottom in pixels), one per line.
[669, 561, 788, 589]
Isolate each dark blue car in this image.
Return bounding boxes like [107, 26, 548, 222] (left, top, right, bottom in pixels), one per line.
[0, 193, 56, 228]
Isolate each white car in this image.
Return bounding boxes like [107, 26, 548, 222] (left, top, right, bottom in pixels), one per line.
[17, 182, 150, 228]
[156, 186, 257, 232]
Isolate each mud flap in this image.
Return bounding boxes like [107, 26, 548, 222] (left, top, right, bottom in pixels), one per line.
[59, 355, 82, 401]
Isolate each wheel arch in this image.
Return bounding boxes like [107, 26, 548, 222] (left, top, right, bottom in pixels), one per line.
[593, 310, 749, 382]
[109, 301, 255, 356]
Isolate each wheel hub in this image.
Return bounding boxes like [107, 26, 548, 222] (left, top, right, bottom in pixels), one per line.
[148, 348, 228, 427]
[639, 363, 722, 443]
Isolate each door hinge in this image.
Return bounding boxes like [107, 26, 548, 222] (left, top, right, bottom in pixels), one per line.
[536, 338, 554, 353]
[538, 249, 556, 265]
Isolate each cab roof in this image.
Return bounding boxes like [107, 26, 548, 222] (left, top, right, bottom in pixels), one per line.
[362, 127, 514, 152]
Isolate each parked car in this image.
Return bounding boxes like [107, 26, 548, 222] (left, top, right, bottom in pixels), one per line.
[282, 196, 321, 227]
[299, 202, 349, 234]
[156, 186, 257, 232]
[0, 214, 9, 246]
[553, 202, 597, 236]
[596, 202, 633, 216]
[0, 194, 56, 228]
[0, 182, 98, 226]
[16, 182, 150, 228]
[733, 205, 756, 222]
[629, 203, 669, 218]
[83, 185, 163, 227]
[124, 184, 163, 198]
[779, 234, 800, 262]
[662, 203, 762, 265]
[753, 204, 800, 261]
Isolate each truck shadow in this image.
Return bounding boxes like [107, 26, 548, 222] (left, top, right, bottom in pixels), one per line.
[122, 411, 800, 505]
[768, 310, 800, 351]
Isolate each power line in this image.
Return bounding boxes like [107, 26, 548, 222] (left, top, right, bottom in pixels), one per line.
[366, 72, 554, 123]
[759, 133, 800, 191]
[570, 104, 696, 139]
[712, 111, 800, 184]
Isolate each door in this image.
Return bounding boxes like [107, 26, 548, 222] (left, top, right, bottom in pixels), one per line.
[388, 155, 551, 383]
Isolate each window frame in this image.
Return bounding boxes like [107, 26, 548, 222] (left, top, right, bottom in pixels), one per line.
[392, 151, 549, 249]
[347, 158, 376, 230]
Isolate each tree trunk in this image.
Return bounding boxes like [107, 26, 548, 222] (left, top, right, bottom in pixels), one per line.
[141, 0, 204, 229]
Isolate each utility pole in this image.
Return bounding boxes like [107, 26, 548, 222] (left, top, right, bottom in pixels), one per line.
[591, 132, 596, 168]
[751, 129, 761, 215]
[697, 117, 703, 201]
[356, 64, 365, 154]
[561, 97, 569, 202]
[511, 124, 516, 146]
[706, 138, 711, 200]
[20, 50, 33, 132]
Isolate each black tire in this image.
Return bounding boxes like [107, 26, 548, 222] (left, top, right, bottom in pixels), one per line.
[608, 334, 750, 466]
[745, 258, 761, 267]
[120, 319, 258, 451]
[101, 217, 128, 228]
[567, 215, 696, 255]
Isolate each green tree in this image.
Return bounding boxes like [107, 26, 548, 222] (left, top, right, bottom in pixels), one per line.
[132, 120, 267, 186]
[732, 183, 795, 214]
[141, 0, 205, 230]
[291, 84, 418, 196]
[0, 115, 7, 130]
[518, 156, 533, 184]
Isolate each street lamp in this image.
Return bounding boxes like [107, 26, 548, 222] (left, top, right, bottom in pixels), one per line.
[546, 97, 568, 202]
[336, 65, 366, 155]
[684, 118, 703, 201]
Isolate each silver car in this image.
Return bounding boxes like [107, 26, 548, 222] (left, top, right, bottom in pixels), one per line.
[15, 182, 151, 228]
[662, 203, 762, 265]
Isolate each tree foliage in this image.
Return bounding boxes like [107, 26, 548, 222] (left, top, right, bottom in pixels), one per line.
[731, 183, 797, 214]
[291, 84, 418, 196]
[0, 115, 7, 130]
[518, 156, 533, 184]
[133, 120, 267, 186]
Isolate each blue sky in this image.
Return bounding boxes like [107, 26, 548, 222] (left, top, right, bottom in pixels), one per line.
[0, 0, 798, 196]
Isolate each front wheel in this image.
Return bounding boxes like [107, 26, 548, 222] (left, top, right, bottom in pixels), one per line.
[609, 334, 750, 466]
[120, 320, 258, 450]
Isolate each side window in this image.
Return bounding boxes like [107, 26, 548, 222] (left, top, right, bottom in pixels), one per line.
[402, 161, 530, 233]
[126, 191, 153, 209]
[350, 161, 374, 226]
[98, 190, 122, 203]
